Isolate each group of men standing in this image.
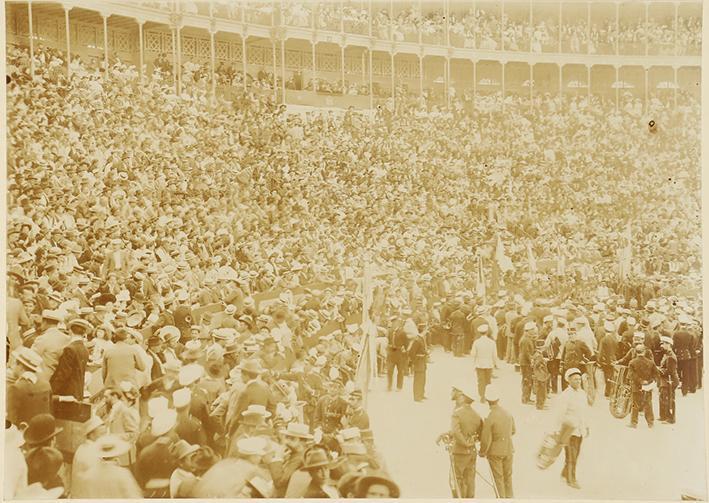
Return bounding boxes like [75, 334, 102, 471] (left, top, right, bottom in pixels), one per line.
[390, 288, 702, 497]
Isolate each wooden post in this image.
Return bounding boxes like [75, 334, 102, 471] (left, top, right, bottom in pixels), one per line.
[138, 20, 144, 83]
[369, 49, 373, 109]
[472, 59, 476, 107]
[64, 7, 71, 77]
[390, 52, 395, 106]
[176, 23, 182, 94]
[102, 14, 109, 71]
[341, 44, 346, 92]
[210, 28, 216, 101]
[171, 27, 177, 91]
[615, 66, 619, 111]
[242, 36, 247, 91]
[272, 38, 277, 101]
[281, 37, 286, 104]
[419, 54, 423, 96]
[529, 64, 533, 108]
[28, 1, 35, 78]
[312, 41, 317, 92]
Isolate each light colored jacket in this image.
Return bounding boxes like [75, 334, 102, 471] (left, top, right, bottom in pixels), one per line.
[471, 335, 498, 370]
[103, 341, 146, 388]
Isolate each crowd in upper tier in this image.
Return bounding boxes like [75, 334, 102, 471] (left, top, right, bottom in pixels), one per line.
[5, 40, 701, 499]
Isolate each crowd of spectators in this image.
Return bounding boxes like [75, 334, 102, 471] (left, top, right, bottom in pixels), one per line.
[236, 1, 704, 56]
[5, 40, 701, 499]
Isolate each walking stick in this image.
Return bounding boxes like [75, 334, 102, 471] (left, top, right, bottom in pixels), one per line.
[447, 447, 463, 498]
[438, 435, 463, 498]
[485, 460, 500, 498]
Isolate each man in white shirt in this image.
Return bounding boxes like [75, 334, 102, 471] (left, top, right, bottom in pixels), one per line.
[554, 368, 591, 490]
[471, 324, 497, 402]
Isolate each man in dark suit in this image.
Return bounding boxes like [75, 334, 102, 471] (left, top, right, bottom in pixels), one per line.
[518, 321, 537, 404]
[597, 321, 620, 398]
[49, 319, 90, 400]
[386, 316, 409, 391]
[438, 385, 483, 498]
[439, 294, 458, 351]
[627, 344, 659, 428]
[449, 302, 467, 357]
[658, 336, 679, 424]
[146, 336, 165, 382]
[408, 330, 428, 402]
[229, 359, 274, 433]
[479, 386, 515, 498]
[673, 317, 697, 395]
[560, 327, 592, 390]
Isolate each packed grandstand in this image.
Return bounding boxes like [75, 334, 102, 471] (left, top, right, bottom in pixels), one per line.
[4, 0, 703, 500]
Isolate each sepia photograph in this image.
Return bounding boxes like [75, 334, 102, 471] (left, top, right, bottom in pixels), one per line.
[2, 0, 706, 500]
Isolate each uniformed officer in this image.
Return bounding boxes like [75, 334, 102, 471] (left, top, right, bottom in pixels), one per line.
[597, 320, 620, 398]
[627, 344, 660, 429]
[386, 316, 409, 391]
[438, 385, 483, 498]
[408, 327, 428, 402]
[658, 336, 679, 424]
[479, 385, 515, 498]
[518, 321, 537, 404]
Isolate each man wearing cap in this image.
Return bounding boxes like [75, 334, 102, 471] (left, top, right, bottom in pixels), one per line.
[627, 344, 660, 429]
[49, 318, 90, 400]
[408, 326, 428, 402]
[658, 336, 679, 424]
[449, 300, 468, 357]
[346, 390, 371, 429]
[673, 316, 697, 396]
[543, 315, 567, 394]
[616, 332, 654, 366]
[479, 386, 515, 498]
[559, 326, 592, 391]
[438, 386, 483, 498]
[386, 317, 410, 391]
[553, 368, 590, 489]
[471, 324, 497, 402]
[518, 321, 537, 405]
[597, 320, 621, 398]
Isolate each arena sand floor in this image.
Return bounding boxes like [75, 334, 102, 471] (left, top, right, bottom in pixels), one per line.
[367, 346, 707, 499]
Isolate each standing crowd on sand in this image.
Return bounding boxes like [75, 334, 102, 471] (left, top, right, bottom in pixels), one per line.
[6, 38, 701, 500]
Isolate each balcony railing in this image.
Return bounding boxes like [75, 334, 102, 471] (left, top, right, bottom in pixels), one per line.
[120, 1, 704, 59]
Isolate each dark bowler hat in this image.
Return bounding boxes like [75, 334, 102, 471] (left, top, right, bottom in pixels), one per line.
[23, 414, 63, 446]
